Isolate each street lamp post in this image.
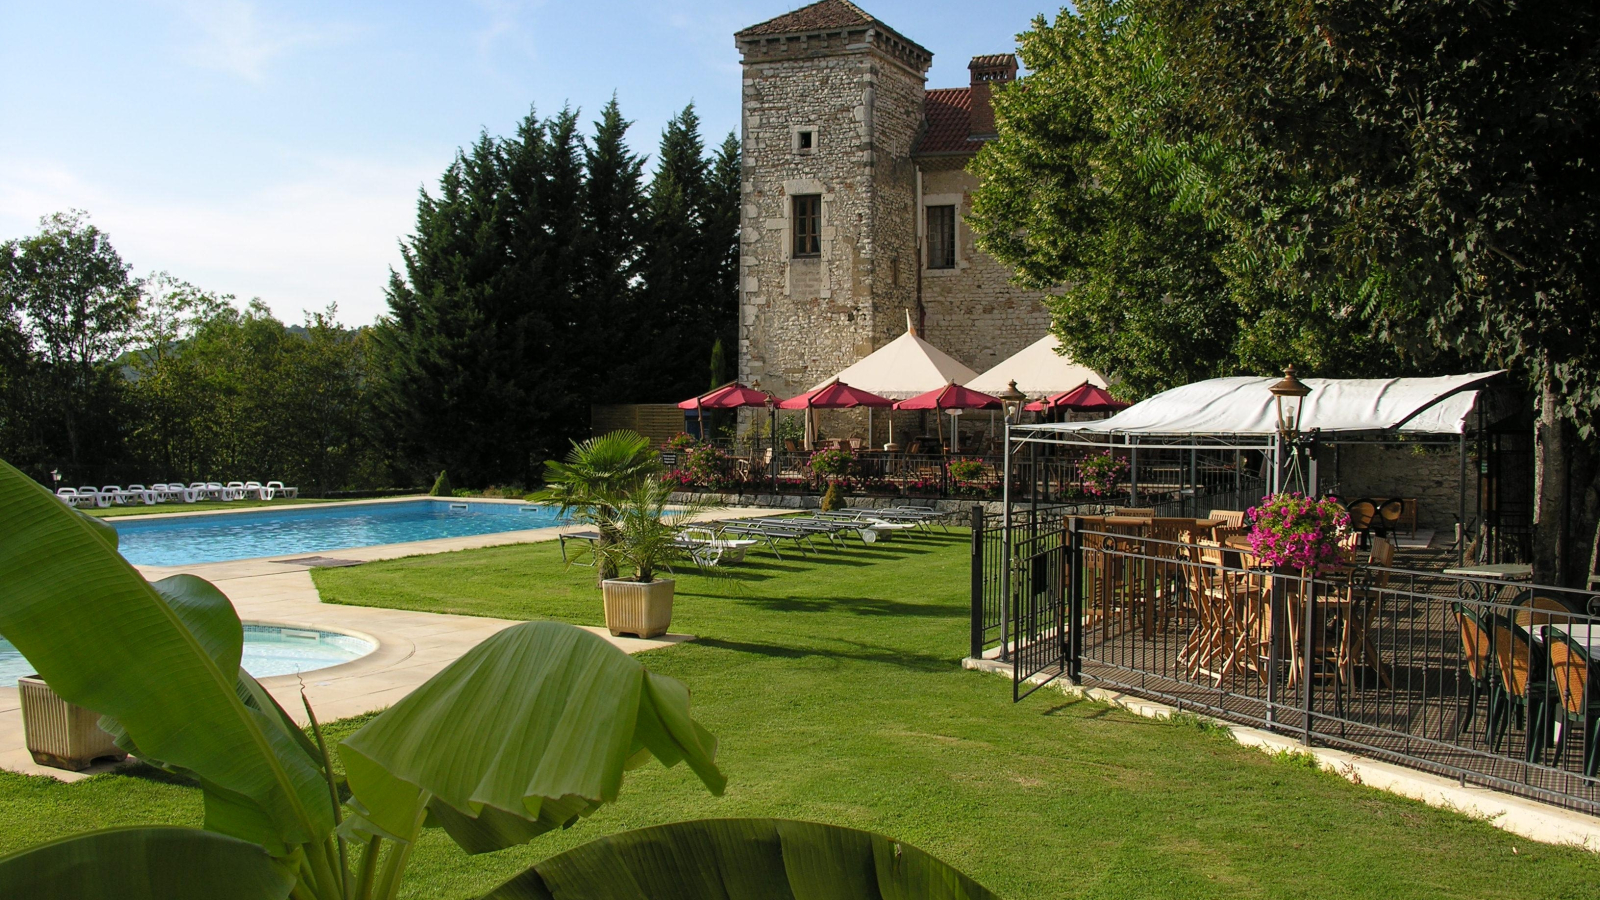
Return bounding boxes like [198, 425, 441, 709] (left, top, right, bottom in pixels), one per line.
[755, 381, 778, 494]
[1268, 365, 1312, 494]
[996, 380, 1028, 663]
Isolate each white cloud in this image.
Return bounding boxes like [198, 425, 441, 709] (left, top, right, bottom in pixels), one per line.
[0, 156, 437, 327]
[170, 0, 353, 83]
[472, 0, 546, 63]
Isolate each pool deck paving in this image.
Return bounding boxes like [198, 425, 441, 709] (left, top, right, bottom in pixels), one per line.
[1, 504, 790, 781]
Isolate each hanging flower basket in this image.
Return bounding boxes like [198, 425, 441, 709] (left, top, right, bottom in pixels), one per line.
[1078, 451, 1128, 497]
[1246, 492, 1352, 573]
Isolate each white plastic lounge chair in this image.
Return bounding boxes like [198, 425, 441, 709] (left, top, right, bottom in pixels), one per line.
[243, 480, 266, 500]
[676, 528, 757, 567]
[101, 485, 131, 505]
[226, 481, 249, 500]
[124, 484, 158, 505]
[265, 481, 298, 499]
[204, 482, 228, 500]
[77, 486, 110, 508]
[56, 487, 82, 507]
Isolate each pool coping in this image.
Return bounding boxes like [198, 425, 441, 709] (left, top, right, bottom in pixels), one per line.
[94, 494, 536, 523]
[0, 504, 792, 782]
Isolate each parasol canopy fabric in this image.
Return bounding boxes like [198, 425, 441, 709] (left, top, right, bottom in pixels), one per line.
[894, 382, 1003, 411]
[967, 334, 1107, 397]
[1024, 382, 1129, 413]
[677, 383, 775, 410]
[810, 323, 978, 399]
[777, 380, 895, 409]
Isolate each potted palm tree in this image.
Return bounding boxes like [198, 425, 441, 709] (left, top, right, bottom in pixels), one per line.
[533, 431, 663, 584]
[587, 478, 716, 638]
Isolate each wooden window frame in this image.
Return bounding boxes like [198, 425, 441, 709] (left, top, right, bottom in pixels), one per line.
[792, 194, 821, 258]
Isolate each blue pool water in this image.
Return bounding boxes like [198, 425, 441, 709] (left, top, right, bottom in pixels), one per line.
[0, 623, 376, 685]
[112, 499, 571, 566]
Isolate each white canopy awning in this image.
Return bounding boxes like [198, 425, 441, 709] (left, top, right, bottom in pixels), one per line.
[811, 326, 978, 399]
[966, 334, 1108, 397]
[1022, 372, 1503, 439]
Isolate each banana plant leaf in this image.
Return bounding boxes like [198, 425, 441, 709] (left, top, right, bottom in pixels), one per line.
[0, 461, 332, 854]
[480, 818, 1002, 900]
[0, 826, 296, 900]
[338, 621, 725, 853]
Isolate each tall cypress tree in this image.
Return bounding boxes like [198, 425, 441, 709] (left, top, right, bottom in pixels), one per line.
[703, 131, 742, 378]
[376, 129, 544, 487]
[583, 97, 647, 403]
[637, 105, 716, 401]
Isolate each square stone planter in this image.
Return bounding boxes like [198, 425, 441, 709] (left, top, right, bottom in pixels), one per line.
[601, 578, 675, 638]
[18, 676, 127, 771]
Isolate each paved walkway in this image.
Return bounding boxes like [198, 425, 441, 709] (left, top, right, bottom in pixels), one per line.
[1, 505, 787, 781]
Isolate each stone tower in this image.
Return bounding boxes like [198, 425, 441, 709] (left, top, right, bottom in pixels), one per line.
[734, 0, 931, 399]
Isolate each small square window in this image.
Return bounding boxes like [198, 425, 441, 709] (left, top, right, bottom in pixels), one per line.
[798, 130, 813, 150]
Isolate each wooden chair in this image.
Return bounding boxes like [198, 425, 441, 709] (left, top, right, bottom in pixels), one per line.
[1336, 537, 1394, 688]
[1114, 507, 1155, 517]
[1545, 632, 1600, 776]
[1208, 509, 1246, 528]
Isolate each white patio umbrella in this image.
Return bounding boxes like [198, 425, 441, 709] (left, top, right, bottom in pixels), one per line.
[966, 334, 1107, 397]
[811, 315, 979, 448]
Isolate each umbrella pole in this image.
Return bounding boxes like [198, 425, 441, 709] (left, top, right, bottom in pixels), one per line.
[868, 407, 874, 450]
[951, 412, 959, 454]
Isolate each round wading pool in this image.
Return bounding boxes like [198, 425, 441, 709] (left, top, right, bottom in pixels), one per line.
[0, 622, 376, 686]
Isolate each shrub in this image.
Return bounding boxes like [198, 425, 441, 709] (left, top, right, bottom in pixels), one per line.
[430, 469, 453, 496]
[665, 432, 698, 451]
[820, 482, 844, 511]
[947, 457, 986, 486]
[808, 447, 854, 480]
[682, 444, 730, 487]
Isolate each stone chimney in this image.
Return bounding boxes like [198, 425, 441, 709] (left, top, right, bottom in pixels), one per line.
[967, 54, 1018, 138]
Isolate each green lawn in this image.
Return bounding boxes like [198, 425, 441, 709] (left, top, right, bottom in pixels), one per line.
[3, 530, 1596, 898]
[85, 497, 354, 517]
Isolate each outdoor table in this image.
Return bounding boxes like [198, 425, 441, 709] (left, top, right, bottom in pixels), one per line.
[1443, 562, 1533, 605]
[1538, 623, 1600, 657]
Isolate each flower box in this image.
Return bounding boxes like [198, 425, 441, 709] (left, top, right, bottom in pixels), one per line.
[18, 676, 127, 771]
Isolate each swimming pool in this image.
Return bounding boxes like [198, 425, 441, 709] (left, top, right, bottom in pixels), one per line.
[0, 623, 376, 686]
[112, 499, 571, 566]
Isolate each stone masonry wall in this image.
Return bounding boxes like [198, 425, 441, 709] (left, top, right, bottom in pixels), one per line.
[737, 35, 928, 402]
[918, 160, 1051, 373]
[1316, 442, 1470, 532]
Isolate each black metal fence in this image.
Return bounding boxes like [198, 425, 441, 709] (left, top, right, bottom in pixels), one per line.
[666, 444, 1267, 505]
[971, 515, 1600, 814]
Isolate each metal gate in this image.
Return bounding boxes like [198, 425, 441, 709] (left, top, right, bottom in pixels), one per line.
[1009, 516, 1072, 699]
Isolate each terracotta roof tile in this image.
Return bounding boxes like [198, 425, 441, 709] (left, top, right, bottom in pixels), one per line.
[969, 53, 1015, 69]
[915, 87, 974, 156]
[737, 0, 874, 37]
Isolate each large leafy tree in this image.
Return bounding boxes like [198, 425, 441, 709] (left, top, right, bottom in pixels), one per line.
[969, 1, 1411, 400]
[1145, 0, 1600, 582]
[0, 211, 140, 477]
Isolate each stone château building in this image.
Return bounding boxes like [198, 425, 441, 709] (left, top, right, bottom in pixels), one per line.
[734, 0, 1050, 402]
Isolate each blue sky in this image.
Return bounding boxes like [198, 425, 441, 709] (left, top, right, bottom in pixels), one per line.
[0, 1, 1057, 326]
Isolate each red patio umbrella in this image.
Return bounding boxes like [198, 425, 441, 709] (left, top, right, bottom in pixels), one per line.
[677, 382, 775, 410]
[777, 380, 894, 409]
[895, 382, 1003, 451]
[777, 380, 893, 450]
[893, 382, 1003, 410]
[678, 382, 776, 441]
[1024, 381, 1129, 413]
